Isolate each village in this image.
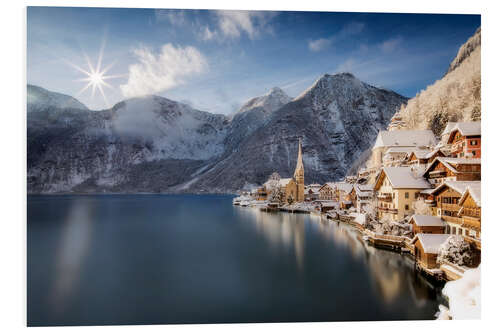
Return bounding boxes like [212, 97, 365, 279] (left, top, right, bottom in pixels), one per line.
[233, 112, 481, 283]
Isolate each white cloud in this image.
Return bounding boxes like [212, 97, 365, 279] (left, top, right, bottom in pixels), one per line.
[308, 38, 332, 52]
[201, 26, 216, 41]
[308, 21, 365, 52]
[214, 10, 276, 40]
[380, 37, 403, 53]
[120, 44, 208, 98]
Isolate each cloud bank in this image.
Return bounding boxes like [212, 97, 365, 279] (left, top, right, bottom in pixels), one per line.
[120, 44, 208, 98]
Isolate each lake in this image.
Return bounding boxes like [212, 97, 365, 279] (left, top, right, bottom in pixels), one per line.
[27, 194, 444, 326]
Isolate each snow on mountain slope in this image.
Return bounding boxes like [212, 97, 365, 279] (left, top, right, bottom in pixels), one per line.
[27, 74, 406, 194]
[400, 27, 481, 135]
[27, 84, 88, 112]
[187, 73, 408, 192]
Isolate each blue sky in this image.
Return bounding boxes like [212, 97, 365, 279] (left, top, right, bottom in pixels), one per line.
[27, 7, 480, 113]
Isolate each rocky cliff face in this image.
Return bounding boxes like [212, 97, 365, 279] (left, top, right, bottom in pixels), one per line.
[27, 73, 407, 194]
[180, 73, 407, 192]
[400, 27, 481, 136]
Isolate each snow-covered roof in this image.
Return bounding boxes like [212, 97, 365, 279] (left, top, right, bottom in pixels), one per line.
[381, 167, 431, 189]
[448, 122, 481, 137]
[441, 122, 457, 136]
[354, 184, 373, 197]
[458, 183, 481, 207]
[419, 188, 435, 195]
[373, 130, 437, 149]
[385, 147, 417, 154]
[430, 180, 481, 196]
[411, 215, 446, 227]
[424, 157, 481, 175]
[335, 182, 353, 193]
[279, 178, 293, 186]
[320, 182, 336, 191]
[414, 233, 451, 254]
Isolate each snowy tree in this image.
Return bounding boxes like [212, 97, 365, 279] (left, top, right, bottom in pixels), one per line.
[266, 172, 284, 204]
[412, 198, 432, 215]
[437, 235, 473, 267]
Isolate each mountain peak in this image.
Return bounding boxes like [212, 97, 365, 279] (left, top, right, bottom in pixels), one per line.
[236, 87, 292, 115]
[294, 72, 363, 101]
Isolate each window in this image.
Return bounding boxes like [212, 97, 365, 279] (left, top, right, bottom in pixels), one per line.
[472, 150, 476, 156]
[405, 204, 409, 210]
[471, 140, 478, 146]
[405, 192, 409, 199]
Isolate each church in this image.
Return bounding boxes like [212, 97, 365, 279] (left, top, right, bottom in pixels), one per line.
[276, 138, 305, 203]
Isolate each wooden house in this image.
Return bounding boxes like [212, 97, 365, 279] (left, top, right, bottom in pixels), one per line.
[412, 233, 451, 269]
[429, 181, 480, 237]
[458, 183, 481, 249]
[423, 157, 481, 187]
[409, 215, 446, 235]
[446, 122, 481, 158]
[318, 183, 336, 201]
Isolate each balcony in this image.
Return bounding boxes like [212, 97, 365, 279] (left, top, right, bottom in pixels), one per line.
[462, 216, 481, 230]
[442, 215, 462, 224]
[378, 206, 398, 214]
[441, 203, 460, 212]
[428, 170, 446, 178]
[377, 192, 393, 201]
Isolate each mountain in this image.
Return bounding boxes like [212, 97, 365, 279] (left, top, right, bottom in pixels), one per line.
[224, 87, 291, 152]
[28, 91, 229, 193]
[27, 84, 89, 112]
[27, 74, 407, 194]
[400, 27, 481, 135]
[180, 73, 408, 192]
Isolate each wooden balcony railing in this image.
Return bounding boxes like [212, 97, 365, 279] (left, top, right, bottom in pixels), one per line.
[442, 215, 462, 224]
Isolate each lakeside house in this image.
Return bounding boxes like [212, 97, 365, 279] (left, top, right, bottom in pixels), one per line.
[318, 182, 336, 201]
[458, 184, 481, 249]
[413, 233, 452, 270]
[374, 167, 431, 221]
[405, 148, 445, 168]
[352, 184, 374, 213]
[410, 215, 446, 235]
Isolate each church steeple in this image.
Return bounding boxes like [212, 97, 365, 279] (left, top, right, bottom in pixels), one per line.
[293, 138, 305, 202]
[294, 138, 304, 181]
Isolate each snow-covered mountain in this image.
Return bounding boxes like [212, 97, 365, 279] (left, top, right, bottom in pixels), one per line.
[27, 74, 406, 194]
[27, 84, 89, 112]
[400, 27, 481, 135]
[181, 73, 407, 192]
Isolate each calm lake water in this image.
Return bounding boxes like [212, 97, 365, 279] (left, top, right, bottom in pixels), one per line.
[28, 194, 444, 326]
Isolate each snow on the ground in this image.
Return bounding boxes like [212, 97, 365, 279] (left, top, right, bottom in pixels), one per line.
[437, 265, 481, 320]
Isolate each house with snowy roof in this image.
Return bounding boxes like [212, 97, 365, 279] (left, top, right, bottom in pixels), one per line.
[352, 184, 374, 213]
[374, 167, 431, 221]
[429, 181, 480, 238]
[412, 233, 453, 270]
[382, 147, 416, 167]
[369, 129, 437, 171]
[423, 157, 481, 187]
[405, 148, 445, 168]
[318, 182, 336, 201]
[446, 121, 481, 158]
[409, 215, 446, 235]
[457, 183, 481, 249]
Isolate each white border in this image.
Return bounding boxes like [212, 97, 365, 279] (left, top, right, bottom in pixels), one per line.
[2, 0, 499, 332]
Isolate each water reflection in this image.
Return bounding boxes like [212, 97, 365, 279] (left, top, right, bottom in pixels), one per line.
[236, 207, 441, 308]
[234, 207, 306, 270]
[49, 199, 94, 315]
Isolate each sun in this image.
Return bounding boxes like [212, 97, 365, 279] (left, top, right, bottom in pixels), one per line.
[65, 39, 123, 108]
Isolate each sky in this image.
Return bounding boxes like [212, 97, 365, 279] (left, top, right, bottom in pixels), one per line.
[27, 7, 480, 114]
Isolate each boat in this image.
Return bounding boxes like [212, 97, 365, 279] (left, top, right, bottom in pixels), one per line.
[240, 200, 250, 207]
[232, 198, 241, 205]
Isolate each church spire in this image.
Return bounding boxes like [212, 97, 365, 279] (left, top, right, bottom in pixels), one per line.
[294, 138, 304, 181]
